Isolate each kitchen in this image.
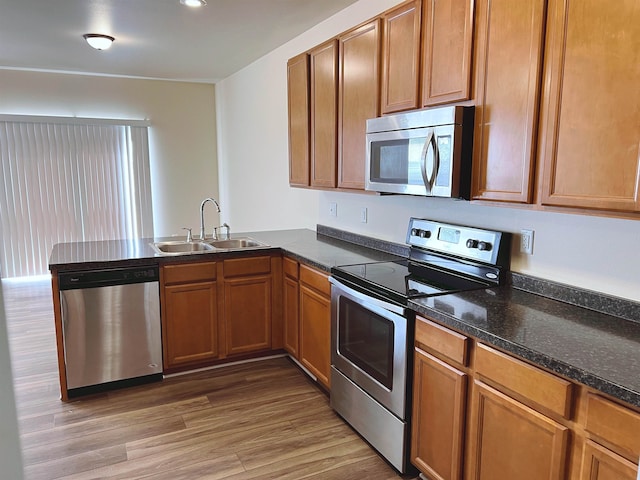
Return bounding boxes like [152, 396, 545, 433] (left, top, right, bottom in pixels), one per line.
[1, 0, 639, 479]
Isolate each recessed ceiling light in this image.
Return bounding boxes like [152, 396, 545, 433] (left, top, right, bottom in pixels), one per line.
[180, 0, 207, 7]
[83, 34, 115, 50]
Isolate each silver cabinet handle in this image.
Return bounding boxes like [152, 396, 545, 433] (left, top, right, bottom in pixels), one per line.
[420, 129, 439, 194]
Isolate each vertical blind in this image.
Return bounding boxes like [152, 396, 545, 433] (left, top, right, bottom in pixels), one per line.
[0, 117, 153, 278]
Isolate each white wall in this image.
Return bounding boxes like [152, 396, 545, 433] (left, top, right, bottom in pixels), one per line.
[216, 0, 640, 303]
[0, 69, 218, 237]
[0, 277, 24, 479]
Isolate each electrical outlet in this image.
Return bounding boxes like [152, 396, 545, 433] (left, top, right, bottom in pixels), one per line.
[329, 202, 337, 217]
[360, 207, 368, 223]
[520, 229, 534, 255]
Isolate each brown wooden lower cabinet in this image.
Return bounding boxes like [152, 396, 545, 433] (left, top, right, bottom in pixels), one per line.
[163, 282, 218, 368]
[222, 256, 272, 356]
[283, 256, 300, 358]
[467, 380, 569, 480]
[411, 347, 467, 480]
[161, 262, 219, 370]
[580, 440, 638, 480]
[411, 315, 640, 480]
[161, 255, 279, 371]
[299, 264, 331, 389]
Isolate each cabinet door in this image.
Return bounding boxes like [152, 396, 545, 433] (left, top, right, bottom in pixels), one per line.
[287, 53, 310, 187]
[381, 0, 422, 114]
[580, 440, 638, 480]
[283, 273, 299, 358]
[466, 380, 569, 480]
[338, 19, 381, 190]
[299, 283, 331, 389]
[163, 281, 218, 368]
[422, 0, 474, 107]
[412, 347, 467, 480]
[471, 0, 546, 203]
[539, 0, 640, 212]
[224, 275, 272, 356]
[310, 39, 338, 188]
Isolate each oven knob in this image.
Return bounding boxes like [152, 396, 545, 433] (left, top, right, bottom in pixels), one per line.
[419, 230, 431, 238]
[478, 241, 492, 251]
[466, 239, 478, 249]
[411, 228, 419, 236]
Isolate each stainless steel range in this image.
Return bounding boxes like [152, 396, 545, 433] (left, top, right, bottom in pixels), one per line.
[329, 218, 510, 473]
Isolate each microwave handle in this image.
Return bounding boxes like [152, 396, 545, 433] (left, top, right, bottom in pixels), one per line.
[421, 130, 439, 193]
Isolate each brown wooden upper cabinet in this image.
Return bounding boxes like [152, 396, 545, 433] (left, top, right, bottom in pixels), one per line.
[287, 53, 310, 187]
[538, 0, 640, 213]
[338, 19, 381, 190]
[421, 0, 474, 107]
[381, 0, 422, 114]
[309, 39, 339, 188]
[471, 0, 546, 203]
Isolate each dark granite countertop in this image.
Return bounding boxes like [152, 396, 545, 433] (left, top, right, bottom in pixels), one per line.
[410, 286, 640, 408]
[48, 228, 404, 273]
[48, 227, 640, 409]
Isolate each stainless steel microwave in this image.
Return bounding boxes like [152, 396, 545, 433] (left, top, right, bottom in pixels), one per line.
[365, 105, 474, 198]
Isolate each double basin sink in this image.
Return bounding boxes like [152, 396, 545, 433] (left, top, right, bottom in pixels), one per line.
[151, 237, 269, 256]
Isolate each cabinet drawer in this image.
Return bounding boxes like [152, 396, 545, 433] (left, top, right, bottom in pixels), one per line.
[283, 257, 299, 279]
[585, 393, 640, 458]
[475, 343, 573, 419]
[299, 264, 330, 296]
[223, 256, 271, 278]
[415, 316, 469, 366]
[163, 261, 217, 285]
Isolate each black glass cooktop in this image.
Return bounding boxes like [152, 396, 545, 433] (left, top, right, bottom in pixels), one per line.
[332, 259, 489, 304]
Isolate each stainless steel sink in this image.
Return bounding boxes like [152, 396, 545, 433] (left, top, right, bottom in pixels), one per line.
[151, 236, 269, 255]
[206, 237, 268, 249]
[151, 241, 215, 255]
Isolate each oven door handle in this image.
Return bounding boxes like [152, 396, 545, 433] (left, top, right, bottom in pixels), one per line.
[329, 277, 407, 317]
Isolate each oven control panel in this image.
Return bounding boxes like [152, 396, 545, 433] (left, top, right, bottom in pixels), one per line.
[407, 218, 509, 266]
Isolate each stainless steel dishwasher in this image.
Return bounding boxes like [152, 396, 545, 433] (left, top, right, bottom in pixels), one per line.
[59, 265, 162, 397]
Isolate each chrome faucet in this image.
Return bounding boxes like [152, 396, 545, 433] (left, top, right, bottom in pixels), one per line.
[199, 197, 221, 240]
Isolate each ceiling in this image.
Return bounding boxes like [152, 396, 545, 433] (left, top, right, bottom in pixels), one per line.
[0, 0, 359, 83]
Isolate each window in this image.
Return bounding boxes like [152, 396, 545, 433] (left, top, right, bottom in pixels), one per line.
[0, 116, 153, 278]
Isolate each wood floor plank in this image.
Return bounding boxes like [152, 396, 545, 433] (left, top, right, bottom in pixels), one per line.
[3, 277, 413, 480]
[22, 415, 187, 465]
[24, 445, 128, 480]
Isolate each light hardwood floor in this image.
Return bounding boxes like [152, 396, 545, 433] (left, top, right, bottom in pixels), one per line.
[4, 277, 413, 480]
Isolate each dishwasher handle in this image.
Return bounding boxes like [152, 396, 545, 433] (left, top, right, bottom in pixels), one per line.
[58, 265, 159, 290]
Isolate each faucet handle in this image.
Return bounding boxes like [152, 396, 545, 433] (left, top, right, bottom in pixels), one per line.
[182, 227, 193, 242]
[215, 223, 231, 239]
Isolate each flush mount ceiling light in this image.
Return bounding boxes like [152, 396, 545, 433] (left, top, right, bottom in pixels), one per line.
[180, 0, 207, 7]
[83, 34, 115, 50]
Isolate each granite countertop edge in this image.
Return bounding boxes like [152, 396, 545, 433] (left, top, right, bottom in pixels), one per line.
[409, 298, 640, 408]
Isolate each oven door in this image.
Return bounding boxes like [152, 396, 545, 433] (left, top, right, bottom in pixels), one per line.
[330, 277, 412, 419]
